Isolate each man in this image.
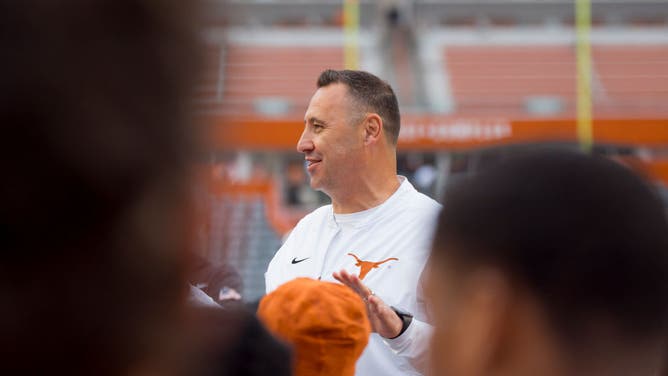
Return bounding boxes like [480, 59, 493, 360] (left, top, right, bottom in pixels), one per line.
[426, 150, 668, 376]
[265, 69, 440, 375]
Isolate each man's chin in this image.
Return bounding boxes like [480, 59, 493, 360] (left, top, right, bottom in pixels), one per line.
[309, 180, 321, 191]
[308, 177, 325, 192]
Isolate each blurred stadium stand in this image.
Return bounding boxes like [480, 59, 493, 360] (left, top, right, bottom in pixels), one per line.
[206, 196, 281, 302]
[194, 0, 668, 302]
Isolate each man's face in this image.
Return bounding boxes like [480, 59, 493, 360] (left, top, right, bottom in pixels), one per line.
[298, 83, 364, 194]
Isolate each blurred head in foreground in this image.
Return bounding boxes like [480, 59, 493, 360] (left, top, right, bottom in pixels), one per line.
[427, 150, 668, 376]
[258, 278, 371, 376]
[0, 1, 200, 374]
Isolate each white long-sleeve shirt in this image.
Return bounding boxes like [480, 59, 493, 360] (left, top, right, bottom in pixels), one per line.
[265, 177, 440, 376]
[384, 316, 434, 374]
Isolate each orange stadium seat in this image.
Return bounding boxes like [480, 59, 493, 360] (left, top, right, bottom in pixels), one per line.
[444, 45, 668, 118]
[195, 45, 343, 116]
[593, 46, 668, 117]
[445, 46, 576, 116]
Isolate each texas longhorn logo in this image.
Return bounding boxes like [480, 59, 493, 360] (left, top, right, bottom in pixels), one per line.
[348, 253, 398, 280]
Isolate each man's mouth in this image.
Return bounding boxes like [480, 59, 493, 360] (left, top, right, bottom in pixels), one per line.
[306, 158, 321, 172]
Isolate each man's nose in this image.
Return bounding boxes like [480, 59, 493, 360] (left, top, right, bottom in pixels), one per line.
[296, 131, 314, 153]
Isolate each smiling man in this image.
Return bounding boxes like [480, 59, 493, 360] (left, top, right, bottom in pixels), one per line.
[265, 70, 440, 376]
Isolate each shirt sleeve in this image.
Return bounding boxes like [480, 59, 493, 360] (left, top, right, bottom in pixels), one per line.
[383, 318, 433, 375]
[383, 264, 434, 375]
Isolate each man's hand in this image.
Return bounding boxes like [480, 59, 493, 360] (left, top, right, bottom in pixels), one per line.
[333, 269, 403, 339]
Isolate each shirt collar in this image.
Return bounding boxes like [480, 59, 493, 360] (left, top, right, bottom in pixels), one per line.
[328, 176, 414, 229]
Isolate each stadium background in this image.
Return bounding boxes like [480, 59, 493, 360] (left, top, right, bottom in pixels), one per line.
[191, 0, 668, 302]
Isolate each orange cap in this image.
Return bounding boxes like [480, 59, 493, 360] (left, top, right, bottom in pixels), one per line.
[257, 278, 371, 376]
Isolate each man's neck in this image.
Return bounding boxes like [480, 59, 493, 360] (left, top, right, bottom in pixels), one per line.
[331, 174, 401, 214]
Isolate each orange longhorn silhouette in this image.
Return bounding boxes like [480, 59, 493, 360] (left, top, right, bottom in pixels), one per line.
[347, 253, 399, 280]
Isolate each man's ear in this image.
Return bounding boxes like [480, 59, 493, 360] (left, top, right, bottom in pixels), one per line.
[363, 113, 383, 145]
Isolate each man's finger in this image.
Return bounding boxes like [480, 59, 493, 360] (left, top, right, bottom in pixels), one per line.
[338, 269, 357, 283]
[368, 295, 391, 317]
[333, 270, 357, 287]
[367, 295, 382, 310]
[348, 273, 373, 297]
[333, 269, 373, 299]
[333, 271, 356, 289]
[345, 272, 370, 294]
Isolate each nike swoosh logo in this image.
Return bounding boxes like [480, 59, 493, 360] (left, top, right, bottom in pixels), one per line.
[291, 257, 309, 264]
